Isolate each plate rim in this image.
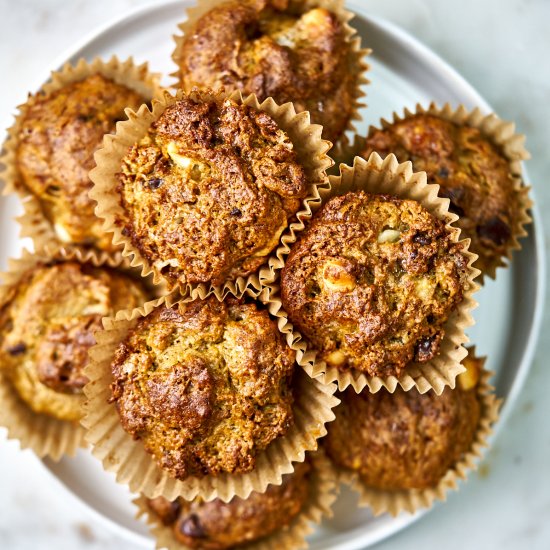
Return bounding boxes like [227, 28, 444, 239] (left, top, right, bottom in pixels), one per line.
[23, 0, 545, 548]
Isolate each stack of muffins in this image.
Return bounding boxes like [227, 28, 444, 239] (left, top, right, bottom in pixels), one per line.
[0, 0, 533, 548]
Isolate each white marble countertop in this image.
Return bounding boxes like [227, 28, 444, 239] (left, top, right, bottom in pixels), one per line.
[1, 0, 549, 549]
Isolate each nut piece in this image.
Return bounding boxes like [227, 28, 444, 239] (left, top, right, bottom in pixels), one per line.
[325, 349, 347, 367]
[322, 259, 356, 292]
[457, 354, 482, 391]
[377, 228, 401, 244]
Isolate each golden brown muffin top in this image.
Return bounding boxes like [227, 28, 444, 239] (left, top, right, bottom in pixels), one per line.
[111, 297, 295, 480]
[16, 74, 147, 251]
[116, 95, 308, 287]
[324, 354, 483, 490]
[147, 461, 310, 549]
[0, 262, 148, 421]
[175, 0, 356, 142]
[362, 114, 520, 275]
[281, 191, 469, 378]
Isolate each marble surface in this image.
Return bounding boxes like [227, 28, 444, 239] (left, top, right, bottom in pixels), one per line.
[1, 0, 549, 549]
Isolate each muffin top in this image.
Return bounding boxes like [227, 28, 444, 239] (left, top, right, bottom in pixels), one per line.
[281, 191, 469, 378]
[16, 73, 147, 251]
[362, 114, 521, 275]
[116, 94, 308, 287]
[146, 460, 310, 549]
[324, 353, 483, 490]
[174, 0, 357, 142]
[0, 261, 148, 421]
[110, 296, 295, 480]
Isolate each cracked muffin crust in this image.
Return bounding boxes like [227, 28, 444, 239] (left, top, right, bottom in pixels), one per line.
[174, 0, 358, 143]
[146, 461, 310, 549]
[0, 261, 149, 421]
[110, 296, 295, 480]
[16, 73, 147, 251]
[280, 191, 469, 378]
[324, 353, 483, 490]
[361, 114, 522, 275]
[116, 94, 308, 287]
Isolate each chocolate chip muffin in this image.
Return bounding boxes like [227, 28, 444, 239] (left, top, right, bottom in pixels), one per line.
[15, 73, 147, 251]
[110, 296, 295, 480]
[146, 460, 310, 549]
[324, 353, 483, 490]
[174, 0, 358, 143]
[362, 113, 522, 275]
[116, 94, 308, 287]
[0, 261, 149, 421]
[281, 191, 469, 378]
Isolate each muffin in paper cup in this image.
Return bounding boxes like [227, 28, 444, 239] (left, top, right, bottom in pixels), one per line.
[0, 56, 162, 253]
[269, 153, 480, 394]
[328, 352, 500, 516]
[0, 244, 154, 460]
[133, 450, 338, 550]
[82, 290, 339, 503]
[170, 0, 370, 152]
[358, 102, 532, 280]
[89, 87, 332, 298]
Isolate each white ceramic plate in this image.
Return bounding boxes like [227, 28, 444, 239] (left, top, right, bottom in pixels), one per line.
[1, 1, 544, 548]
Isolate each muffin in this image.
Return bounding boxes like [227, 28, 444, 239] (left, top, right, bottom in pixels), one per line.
[110, 296, 295, 480]
[14, 72, 147, 251]
[324, 352, 484, 490]
[115, 92, 308, 288]
[173, 0, 361, 143]
[280, 190, 470, 379]
[361, 112, 526, 275]
[0, 260, 149, 421]
[145, 460, 311, 549]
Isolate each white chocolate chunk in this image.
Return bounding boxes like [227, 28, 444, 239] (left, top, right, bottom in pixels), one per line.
[322, 259, 356, 292]
[377, 229, 401, 244]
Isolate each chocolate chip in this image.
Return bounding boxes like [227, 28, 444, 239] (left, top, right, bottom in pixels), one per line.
[121, 226, 130, 237]
[438, 166, 450, 178]
[412, 231, 431, 246]
[477, 216, 511, 246]
[230, 207, 242, 218]
[7, 342, 26, 356]
[415, 336, 435, 362]
[46, 185, 61, 196]
[179, 514, 206, 539]
[147, 178, 164, 190]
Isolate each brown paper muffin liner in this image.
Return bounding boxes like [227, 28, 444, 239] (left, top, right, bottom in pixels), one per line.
[133, 449, 338, 550]
[359, 102, 532, 280]
[82, 291, 339, 503]
[266, 153, 480, 394]
[333, 366, 501, 516]
[0, 244, 155, 461]
[0, 56, 162, 253]
[170, 0, 371, 156]
[89, 87, 332, 298]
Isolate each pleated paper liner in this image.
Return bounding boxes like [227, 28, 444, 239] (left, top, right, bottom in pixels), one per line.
[0, 244, 155, 461]
[333, 366, 501, 516]
[89, 87, 332, 299]
[133, 450, 338, 550]
[0, 56, 162, 253]
[82, 290, 339, 503]
[265, 153, 481, 394]
[170, 0, 371, 155]
[357, 102, 532, 280]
